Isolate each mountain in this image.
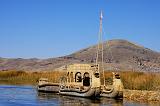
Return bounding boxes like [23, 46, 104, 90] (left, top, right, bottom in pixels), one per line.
[0, 39, 160, 72]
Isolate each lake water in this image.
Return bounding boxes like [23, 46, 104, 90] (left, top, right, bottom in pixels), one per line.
[0, 85, 159, 106]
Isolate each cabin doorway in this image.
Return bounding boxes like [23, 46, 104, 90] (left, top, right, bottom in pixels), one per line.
[83, 72, 90, 86]
[75, 72, 82, 82]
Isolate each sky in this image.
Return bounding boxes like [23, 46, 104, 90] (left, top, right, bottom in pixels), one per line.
[0, 0, 160, 59]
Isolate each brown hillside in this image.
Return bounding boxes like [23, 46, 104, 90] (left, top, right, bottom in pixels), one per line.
[69, 39, 160, 72]
[0, 39, 160, 72]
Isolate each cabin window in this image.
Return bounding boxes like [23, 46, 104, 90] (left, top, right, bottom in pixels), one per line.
[75, 72, 82, 82]
[115, 74, 120, 79]
[94, 72, 99, 78]
[83, 72, 90, 86]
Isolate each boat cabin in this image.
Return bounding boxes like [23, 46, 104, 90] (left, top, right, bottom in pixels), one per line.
[62, 64, 100, 89]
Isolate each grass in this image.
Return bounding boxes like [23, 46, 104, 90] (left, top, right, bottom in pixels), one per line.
[120, 71, 160, 90]
[0, 70, 160, 91]
[0, 70, 65, 85]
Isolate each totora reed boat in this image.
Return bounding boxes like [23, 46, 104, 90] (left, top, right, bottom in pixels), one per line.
[59, 64, 101, 97]
[100, 72, 124, 98]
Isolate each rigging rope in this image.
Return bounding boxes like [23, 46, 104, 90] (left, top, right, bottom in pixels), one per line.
[96, 11, 106, 86]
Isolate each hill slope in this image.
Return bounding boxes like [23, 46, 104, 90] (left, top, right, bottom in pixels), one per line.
[0, 39, 160, 72]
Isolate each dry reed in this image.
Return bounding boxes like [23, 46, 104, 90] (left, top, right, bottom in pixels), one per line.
[0, 70, 160, 91]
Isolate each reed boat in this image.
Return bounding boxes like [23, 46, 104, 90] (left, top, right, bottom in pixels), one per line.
[37, 78, 59, 93]
[100, 72, 124, 98]
[59, 64, 101, 97]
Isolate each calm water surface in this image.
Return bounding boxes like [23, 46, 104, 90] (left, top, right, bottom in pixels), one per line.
[0, 85, 159, 106]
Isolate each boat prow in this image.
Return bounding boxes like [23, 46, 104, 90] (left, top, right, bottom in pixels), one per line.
[100, 72, 124, 98]
[37, 78, 60, 93]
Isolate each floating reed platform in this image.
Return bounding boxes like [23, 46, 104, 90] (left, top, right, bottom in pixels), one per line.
[124, 89, 160, 102]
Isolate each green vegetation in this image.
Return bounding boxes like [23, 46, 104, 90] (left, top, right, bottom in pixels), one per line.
[0, 70, 160, 91]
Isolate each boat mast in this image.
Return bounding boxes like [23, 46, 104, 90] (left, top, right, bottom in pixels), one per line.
[96, 11, 105, 86]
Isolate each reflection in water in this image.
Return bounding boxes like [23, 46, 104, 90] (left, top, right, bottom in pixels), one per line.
[100, 98, 123, 106]
[0, 85, 160, 106]
[37, 92, 123, 106]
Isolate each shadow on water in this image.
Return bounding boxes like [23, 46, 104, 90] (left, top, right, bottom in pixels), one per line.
[37, 92, 123, 106]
